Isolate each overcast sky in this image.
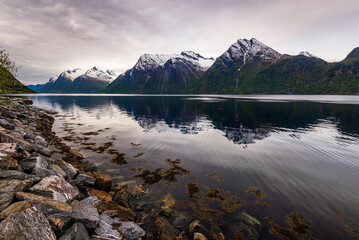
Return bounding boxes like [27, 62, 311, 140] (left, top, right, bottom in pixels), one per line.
[1, 0, 359, 85]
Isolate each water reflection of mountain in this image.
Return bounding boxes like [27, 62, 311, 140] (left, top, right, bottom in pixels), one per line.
[110, 96, 359, 144]
[32, 95, 359, 144]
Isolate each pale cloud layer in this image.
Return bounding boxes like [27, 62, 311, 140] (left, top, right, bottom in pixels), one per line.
[0, 0, 358, 84]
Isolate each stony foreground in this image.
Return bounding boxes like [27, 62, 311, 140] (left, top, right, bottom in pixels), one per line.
[0, 97, 212, 240]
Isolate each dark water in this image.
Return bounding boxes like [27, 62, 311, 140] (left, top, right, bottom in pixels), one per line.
[24, 94, 359, 239]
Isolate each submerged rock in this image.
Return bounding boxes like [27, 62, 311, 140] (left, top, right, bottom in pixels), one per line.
[71, 200, 100, 229]
[173, 215, 188, 230]
[0, 200, 31, 220]
[0, 207, 56, 240]
[94, 172, 113, 191]
[29, 175, 79, 203]
[193, 232, 207, 240]
[58, 222, 91, 240]
[155, 216, 181, 240]
[92, 199, 136, 221]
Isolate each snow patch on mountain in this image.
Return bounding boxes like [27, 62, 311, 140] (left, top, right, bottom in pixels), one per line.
[219, 38, 282, 64]
[134, 51, 214, 71]
[299, 51, 318, 58]
[84, 67, 118, 82]
[48, 67, 118, 83]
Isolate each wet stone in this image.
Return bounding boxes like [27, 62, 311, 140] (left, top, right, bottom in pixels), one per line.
[173, 215, 188, 230]
[0, 207, 57, 240]
[116, 221, 146, 240]
[56, 159, 78, 180]
[94, 172, 113, 191]
[58, 222, 91, 240]
[92, 199, 136, 221]
[155, 216, 181, 240]
[194, 232, 208, 240]
[76, 173, 96, 186]
[0, 170, 26, 180]
[71, 200, 100, 229]
[88, 188, 112, 201]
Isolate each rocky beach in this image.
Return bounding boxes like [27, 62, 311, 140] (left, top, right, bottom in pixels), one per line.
[0, 96, 212, 240]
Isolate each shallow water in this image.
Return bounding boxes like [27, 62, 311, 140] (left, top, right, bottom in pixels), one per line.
[24, 94, 359, 239]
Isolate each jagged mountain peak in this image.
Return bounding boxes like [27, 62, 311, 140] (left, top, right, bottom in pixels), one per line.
[299, 51, 318, 58]
[84, 67, 117, 82]
[134, 51, 214, 71]
[219, 38, 281, 64]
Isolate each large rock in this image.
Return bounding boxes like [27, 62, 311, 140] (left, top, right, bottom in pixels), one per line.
[59, 222, 91, 240]
[88, 188, 112, 201]
[92, 199, 136, 221]
[48, 164, 67, 177]
[16, 192, 73, 226]
[30, 143, 51, 157]
[155, 217, 181, 240]
[0, 154, 18, 170]
[94, 172, 112, 191]
[0, 143, 16, 153]
[113, 189, 130, 209]
[0, 179, 33, 193]
[0, 200, 31, 220]
[56, 159, 78, 179]
[0, 118, 14, 130]
[31, 166, 63, 178]
[0, 207, 56, 240]
[116, 221, 146, 240]
[0, 170, 26, 180]
[94, 213, 121, 240]
[29, 175, 79, 203]
[76, 174, 96, 186]
[71, 200, 100, 229]
[0, 192, 14, 212]
[19, 155, 48, 172]
[0, 132, 31, 151]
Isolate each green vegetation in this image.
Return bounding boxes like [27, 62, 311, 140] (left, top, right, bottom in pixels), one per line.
[0, 48, 35, 94]
[186, 49, 359, 94]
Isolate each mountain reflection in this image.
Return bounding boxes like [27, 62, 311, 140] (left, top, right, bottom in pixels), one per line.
[31, 95, 359, 144]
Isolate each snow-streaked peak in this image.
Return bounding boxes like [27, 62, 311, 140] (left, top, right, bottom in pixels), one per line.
[49, 67, 119, 83]
[299, 51, 318, 58]
[219, 38, 282, 64]
[61, 68, 87, 81]
[84, 66, 118, 82]
[134, 51, 214, 71]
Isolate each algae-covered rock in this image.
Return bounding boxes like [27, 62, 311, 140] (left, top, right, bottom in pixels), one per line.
[94, 172, 113, 191]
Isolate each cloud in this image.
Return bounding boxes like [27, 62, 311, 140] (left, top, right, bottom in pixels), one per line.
[1, 0, 358, 84]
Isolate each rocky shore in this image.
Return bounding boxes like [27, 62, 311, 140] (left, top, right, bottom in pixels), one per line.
[0, 97, 209, 240]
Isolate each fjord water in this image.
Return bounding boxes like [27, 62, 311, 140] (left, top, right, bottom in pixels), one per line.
[29, 94, 359, 239]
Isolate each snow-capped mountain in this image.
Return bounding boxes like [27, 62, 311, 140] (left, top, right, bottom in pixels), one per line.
[218, 38, 282, 66]
[187, 38, 282, 93]
[28, 67, 118, 93]
[299, 51, 318, 58]
[134, 51, 214, 72]
[105, 51, 214, 94]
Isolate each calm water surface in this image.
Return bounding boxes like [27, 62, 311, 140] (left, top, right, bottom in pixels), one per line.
[25, 94, 359, 239]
